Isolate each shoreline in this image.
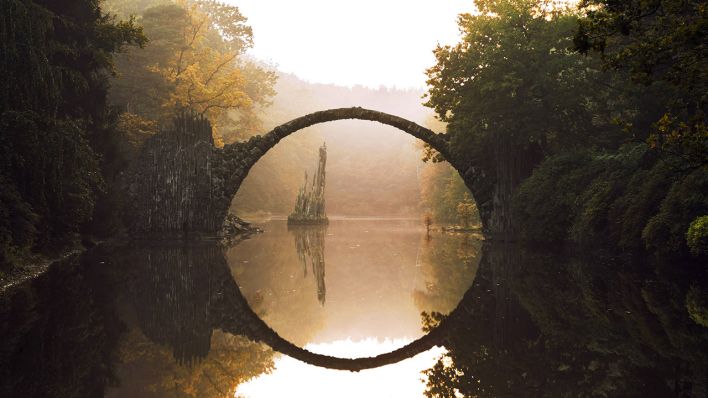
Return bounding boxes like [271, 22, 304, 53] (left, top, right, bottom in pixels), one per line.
[1, 246, 85, 294]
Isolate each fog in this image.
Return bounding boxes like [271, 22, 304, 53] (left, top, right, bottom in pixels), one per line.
[232, 73, 442, 218]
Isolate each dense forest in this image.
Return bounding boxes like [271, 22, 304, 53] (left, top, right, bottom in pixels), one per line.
[0, 0, 145, 269]
[418, 0, 707, 394]
[1, 0, 705, 269]
[424, 0, 706, 257]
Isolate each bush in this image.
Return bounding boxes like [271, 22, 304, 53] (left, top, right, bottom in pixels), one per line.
[513, 151, 600, 242]
[686, 215, 708, 256]
[686, 285, 708, 327]
[643, 169, 708, 254]
[515, 142, 707, 256]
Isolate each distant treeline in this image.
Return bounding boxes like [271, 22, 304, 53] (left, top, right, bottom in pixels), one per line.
[424, 0, 706, 257]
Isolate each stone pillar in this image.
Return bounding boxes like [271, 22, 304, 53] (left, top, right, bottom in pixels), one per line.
[127, 111, 221, 236]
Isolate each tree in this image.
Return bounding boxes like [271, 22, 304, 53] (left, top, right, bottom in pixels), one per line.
[0, 0, 144, 265]
[419, 161, 473, 224]
[109, 1, 276, 143]
[423, 248, 708, 397]
[456, 193, 478, 228]
[425, 0, 608, 166]
[507, 0, 708, 252]
[116, 328, 274, 398]
[424, 213, 433, 236]
[686, 215, 708, 256]
[574, 0, 707, 169]
[424, 0, 616, 235]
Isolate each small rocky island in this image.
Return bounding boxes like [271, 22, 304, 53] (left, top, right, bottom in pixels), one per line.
[288, 143, 329, 225]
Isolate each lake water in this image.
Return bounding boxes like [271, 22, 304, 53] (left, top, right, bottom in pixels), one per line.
[228, 219, 480, 397]
[1, 219, 706, 397]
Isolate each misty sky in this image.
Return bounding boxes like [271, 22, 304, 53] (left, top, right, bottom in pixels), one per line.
[227, 0, 474, 89]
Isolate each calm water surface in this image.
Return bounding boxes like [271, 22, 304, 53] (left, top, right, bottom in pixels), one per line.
[1, 219, 706, 397]
[229, 219, 479, 396]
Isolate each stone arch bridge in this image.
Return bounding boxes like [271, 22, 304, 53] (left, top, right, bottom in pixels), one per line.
[127, 107, 498, 236]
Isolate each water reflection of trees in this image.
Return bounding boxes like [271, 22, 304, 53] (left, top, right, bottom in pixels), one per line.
[290, 225, 327, 305]
[414, 233, 482, 316]
[0, 250, 123, 398]
[422, 245, 708, 397]
[112, 328, 272, 398]
[111, 242, 274, 398]
[4, 238, 706, 396]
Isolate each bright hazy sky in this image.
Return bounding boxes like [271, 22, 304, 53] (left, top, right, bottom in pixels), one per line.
[226, 0, 475, 89]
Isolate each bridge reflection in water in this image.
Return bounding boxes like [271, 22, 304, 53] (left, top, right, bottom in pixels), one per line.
[118, 238, 450, 371]
[1, 233, 706, 397]
[99, 239, 708, 397]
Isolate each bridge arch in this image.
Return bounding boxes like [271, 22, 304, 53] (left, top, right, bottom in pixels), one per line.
[216, 270, 447, 371]
[128, 107, 491, 236]
[218, 107, 473, 230]
[127, 239, 461, 371]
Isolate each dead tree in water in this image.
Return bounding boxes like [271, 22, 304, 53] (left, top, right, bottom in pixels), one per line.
[288, 143, 328, 224]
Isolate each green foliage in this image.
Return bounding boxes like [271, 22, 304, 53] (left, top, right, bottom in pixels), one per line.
[649, 113, 708, 170]
[575, 0, 707, 170]
[513, 151, 600, 242]
[423, 357, 465, 398]
[0, 111, 102, 242]
[414, 233, 482, 318]
[0, 174, 38, 262]
[421, 312, 444, 334]
[116, 328, 274, 398]
[108, 3, 184, 118]
[425, 0, 609, 170]
[90, 112, 159, 237]
[0, 0, 144, 266]
[686, 215, 708, 256]
[420, 162, 475, 224]
[423, 248, 708, 397]
[515, 143, 706, 253]
[643, 169, 708, 254]
[455, 194, 478, 228]
[685, 285, 708, 327]
[421, 0, 706, 256]
[196, 0, 253, 53]
[575, 0, 706, 92]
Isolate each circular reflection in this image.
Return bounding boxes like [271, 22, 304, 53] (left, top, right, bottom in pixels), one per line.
[227, 218, 481, 359]
[111, 238, 483, 371]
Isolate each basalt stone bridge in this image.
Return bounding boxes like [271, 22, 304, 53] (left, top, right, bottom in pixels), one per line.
[127, 107, 498, 237]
